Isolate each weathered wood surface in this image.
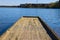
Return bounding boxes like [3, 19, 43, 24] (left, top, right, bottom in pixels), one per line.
[0, 17, 52, 40]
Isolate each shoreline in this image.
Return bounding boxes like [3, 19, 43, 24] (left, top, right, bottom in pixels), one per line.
[0, 7, 60, 9]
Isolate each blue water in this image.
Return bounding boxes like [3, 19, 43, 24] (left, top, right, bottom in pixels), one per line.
[0, 8, 60, 37]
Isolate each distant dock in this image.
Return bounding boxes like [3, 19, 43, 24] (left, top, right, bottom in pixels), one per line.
[0, 16, 60, 40]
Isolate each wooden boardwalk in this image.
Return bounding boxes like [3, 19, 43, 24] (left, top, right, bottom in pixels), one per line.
[0, 17, 52, 40]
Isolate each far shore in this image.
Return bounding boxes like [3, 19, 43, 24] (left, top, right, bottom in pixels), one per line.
[0, 1, 60, 8]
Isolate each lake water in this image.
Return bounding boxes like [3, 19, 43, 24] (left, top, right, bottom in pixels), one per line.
[0, 8, 60, 38]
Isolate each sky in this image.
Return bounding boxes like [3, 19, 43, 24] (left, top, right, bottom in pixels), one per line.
[0, 0, 59, 5]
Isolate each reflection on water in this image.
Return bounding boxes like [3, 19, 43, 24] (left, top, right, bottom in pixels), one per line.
[0, 8, 60, 37]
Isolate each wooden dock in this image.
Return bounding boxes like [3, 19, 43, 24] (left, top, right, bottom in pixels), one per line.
[0, 16, 60, 40]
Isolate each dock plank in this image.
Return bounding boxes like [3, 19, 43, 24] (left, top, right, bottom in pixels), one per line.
[0, 17, 52, 40]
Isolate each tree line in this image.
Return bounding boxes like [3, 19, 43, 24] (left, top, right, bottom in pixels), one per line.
[20, 1, 60, 8]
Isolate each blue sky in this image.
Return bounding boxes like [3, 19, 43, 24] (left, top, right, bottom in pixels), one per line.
[0, 0, 59, 5]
